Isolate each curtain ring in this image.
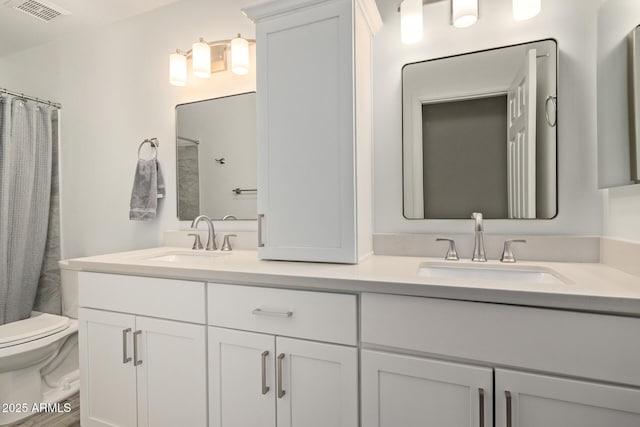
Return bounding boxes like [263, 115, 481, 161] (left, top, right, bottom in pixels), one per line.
[545, 95, 557, 127]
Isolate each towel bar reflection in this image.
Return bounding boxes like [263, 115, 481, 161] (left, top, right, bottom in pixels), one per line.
[233, 187, 257, 194]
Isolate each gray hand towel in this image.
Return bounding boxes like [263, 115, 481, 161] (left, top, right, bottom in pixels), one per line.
[129, 158, 165, 220]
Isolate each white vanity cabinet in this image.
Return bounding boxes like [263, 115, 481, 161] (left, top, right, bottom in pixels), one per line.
[495, 369, 640, 427]
[361, 293, 640, 427]
[207, 283, 359, 427]
[78, 273, 207, 427]
[244, 0, 381, 263]
[361, 350, 492, 427]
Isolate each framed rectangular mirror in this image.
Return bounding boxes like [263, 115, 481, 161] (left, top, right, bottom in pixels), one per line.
[597, 0, 640, 188]
[176, 92, 256, 220]
[402, 39, 558, 220]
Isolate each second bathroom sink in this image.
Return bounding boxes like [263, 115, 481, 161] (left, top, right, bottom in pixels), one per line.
[418, 262, 569, 285]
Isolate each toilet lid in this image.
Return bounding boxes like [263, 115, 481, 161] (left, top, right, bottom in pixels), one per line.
[0, 312, 70, 349]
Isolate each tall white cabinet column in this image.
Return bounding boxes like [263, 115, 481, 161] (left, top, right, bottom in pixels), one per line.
[244, 0, 382, 264]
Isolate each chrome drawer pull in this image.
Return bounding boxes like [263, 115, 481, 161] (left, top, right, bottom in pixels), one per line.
[261, 351, 270, 395]
[258, 213, 265, 247]
[133, 330, 143, 366]
[122, 328, 132, 364]
[277, 353, 285, 398]
[479, 388, 485, 427]
[252, 308, 293, 318]
[505, 390, 513, 427]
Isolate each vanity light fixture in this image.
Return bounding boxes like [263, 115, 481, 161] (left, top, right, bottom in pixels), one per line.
[169, 34, 255, 86]
[400, 0, 424, 45]
[513, 0, 541, 21]
[451, 0, 478, 28]
[399, 0, 541, 44]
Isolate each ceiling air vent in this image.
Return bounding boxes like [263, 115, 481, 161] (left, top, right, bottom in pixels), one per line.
[4, 0, 70, 22]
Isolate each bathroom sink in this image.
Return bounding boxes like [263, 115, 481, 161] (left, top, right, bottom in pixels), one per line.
[144, 251, 227, 264]
[418, 262, 568, 285]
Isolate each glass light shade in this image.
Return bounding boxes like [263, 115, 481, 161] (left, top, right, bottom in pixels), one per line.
[169, 52, 187, 86]
[452, 0, 478, 28]
[192, 39, 211, 78]
[513, 0, 541, 21]
[231, 36, 250, 75]
[400, 0, 423, 45]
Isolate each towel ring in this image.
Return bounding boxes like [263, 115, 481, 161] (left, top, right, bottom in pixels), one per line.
[138, 138, 159, 160]
[545, 95, 557, 127]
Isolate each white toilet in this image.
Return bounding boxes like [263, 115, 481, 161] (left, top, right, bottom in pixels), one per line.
[0, 261, 80, 425]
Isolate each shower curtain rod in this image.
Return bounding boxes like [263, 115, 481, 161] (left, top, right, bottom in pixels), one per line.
[1, 87, 62, 109]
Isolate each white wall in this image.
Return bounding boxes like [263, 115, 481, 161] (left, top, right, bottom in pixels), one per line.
[0, 0, 257, 258]
[373, 0, 604, 235]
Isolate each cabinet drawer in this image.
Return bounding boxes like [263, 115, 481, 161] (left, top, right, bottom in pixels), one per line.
[208, 283, 357, 345]
[79, 272, 205, 323]
[361, 293, 640, 387]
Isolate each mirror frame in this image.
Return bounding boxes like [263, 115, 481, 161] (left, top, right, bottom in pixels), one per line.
[401, 39, 559, 220]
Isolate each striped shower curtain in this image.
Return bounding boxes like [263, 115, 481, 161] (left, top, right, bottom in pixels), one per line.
[0, 95, 55, 325]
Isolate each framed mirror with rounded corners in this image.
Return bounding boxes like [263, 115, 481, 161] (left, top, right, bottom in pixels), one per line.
[402, 39, 558, 220]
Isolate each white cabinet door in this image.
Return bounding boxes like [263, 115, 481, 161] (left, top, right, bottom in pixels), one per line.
[361, 350, 493, 427]
[275, 337, 358, 427]
[208, 327, 276, 427]
[135, 316, 207, 427]
[496, 369, 640, 427]
[79, 308, 138, 427]
[253, 0, 357, 263]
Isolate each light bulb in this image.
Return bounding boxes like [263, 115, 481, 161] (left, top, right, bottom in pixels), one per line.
[452, 0, 478, 28]
[169, 51, 187, 86]
[513, 0, 541, 21]
[192, 38, 211, 78]
[231, 34, 250, 75]
[401, 0, 423, 45]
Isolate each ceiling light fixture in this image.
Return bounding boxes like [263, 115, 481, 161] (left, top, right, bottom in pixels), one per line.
[169, 34, 255, 87]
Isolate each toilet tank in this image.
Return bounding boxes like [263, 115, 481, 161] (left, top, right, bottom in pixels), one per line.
[58, 261, 79, 319]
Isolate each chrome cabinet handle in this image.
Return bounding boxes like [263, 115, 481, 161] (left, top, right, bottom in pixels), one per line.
[133, 330, 143, 366]
[505, 391, 513, 427]
[252, 308, 293, 318]
[479, 388, 485, 427]
[277, 353, 285, 398]
[261, 351, 270, 395]
[258, 214, 265, 247]
[122, 328, 132, 364]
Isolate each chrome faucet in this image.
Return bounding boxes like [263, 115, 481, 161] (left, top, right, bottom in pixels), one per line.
[191, 215, 217, 251]
[471, 212, 486, 262]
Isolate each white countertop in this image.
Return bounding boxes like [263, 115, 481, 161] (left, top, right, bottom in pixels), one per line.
[66, 247, 640, 316]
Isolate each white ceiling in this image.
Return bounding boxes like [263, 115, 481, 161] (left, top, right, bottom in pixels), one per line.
[0, 0, 183, 58]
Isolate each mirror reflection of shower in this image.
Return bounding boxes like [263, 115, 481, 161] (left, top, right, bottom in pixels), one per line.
[175, 92, 257, 221]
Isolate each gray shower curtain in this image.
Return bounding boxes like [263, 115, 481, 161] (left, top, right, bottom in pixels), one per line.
[0, 96, 54, 325]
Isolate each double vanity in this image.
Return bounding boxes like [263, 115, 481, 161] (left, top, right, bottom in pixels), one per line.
[68, 246, 640, 427]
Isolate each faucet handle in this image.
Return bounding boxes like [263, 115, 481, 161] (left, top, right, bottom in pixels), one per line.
[436, 238, 459, 261]
[501, 239, 527, 263]
[188, 233, 204, 250]
[221, 234, 237, 251]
